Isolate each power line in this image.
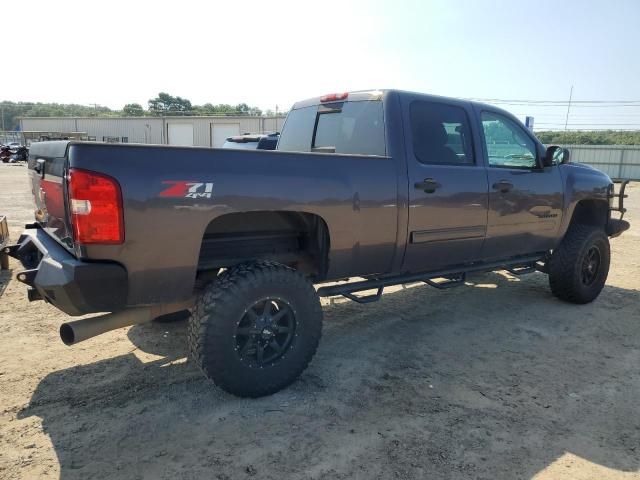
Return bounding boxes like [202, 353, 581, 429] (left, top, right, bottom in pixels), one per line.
[467, 97, 640, 104]
[534, 123, 640, 128]
[534, 128, 640, 132]
[485, 103, 640, 108]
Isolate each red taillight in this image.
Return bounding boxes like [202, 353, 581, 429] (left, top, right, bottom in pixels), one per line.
[320, 92, 348, 103]
[67, 168, 124, 244]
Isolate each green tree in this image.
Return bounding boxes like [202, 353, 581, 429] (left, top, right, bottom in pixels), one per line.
[1, 101, 118, 130]
[534, 130, 640, 146]
[123, 103, 145, 116]
[148, 93, 192, 114]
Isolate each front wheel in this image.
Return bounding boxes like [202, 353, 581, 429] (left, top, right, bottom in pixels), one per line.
[188, 261, 323, 397]
[548, 225, 610, 304]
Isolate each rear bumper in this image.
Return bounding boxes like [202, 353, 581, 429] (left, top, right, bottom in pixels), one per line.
[6, 226, 127, 316]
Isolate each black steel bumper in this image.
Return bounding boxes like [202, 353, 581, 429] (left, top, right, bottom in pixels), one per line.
[4, 226, 127, 316]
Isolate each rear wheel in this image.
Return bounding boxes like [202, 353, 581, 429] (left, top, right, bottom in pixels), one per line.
[548, 225, 610, 304]
[188, 261, 322, 397]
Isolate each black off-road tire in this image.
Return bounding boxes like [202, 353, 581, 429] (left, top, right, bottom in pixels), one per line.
[188, 261, 323, 397]
[548, 225, 610, 304]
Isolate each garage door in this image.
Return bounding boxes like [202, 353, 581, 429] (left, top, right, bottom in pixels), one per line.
[167, 123, 194, 146]
[212, 124, 240, 148]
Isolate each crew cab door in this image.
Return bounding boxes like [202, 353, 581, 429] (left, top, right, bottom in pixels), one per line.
[477, 109, 563, 259]
[401, 97, 489, 273]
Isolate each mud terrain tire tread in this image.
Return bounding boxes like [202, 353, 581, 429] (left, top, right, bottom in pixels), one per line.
[548, 225, 610, 304]
[187, 261, 322, 397]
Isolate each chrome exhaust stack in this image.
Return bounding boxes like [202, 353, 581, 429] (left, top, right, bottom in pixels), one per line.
[59, 301, 193, 346]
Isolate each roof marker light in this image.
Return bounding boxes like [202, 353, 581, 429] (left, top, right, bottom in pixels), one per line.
[320, 92, 349, 103]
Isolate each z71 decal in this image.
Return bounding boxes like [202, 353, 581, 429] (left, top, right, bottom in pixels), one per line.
[160, 181, 214, 199]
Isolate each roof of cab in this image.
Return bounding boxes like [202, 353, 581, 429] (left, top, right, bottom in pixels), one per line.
[290, 89, 521, 124]
[292, 90, 385, 109]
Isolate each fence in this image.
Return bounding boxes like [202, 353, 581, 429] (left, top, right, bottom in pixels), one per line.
[0, 131, 22, 145]
[561, 145, 640, 180]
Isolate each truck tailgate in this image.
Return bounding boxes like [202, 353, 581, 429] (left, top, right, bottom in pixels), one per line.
[27, 141, 75, 252]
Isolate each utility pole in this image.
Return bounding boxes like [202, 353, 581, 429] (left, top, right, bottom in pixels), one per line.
[1, 104, 5, 131]
[563, 85, 573, 143]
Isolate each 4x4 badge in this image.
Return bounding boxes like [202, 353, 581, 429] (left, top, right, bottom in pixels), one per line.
[160, 181, 214, 199]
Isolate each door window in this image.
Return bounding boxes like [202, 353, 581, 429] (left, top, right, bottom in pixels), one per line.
[481, 112, 538, 169]
[410, 101, 474, 165]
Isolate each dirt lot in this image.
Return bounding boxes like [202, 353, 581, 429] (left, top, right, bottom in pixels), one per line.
[0, 162, 639, 480]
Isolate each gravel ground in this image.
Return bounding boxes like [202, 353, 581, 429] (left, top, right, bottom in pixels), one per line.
[0, 162, 639, 480]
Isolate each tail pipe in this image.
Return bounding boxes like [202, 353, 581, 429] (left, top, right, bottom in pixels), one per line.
[59, 301, 193, 346]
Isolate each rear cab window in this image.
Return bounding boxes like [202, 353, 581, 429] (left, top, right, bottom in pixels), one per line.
[278, 100, 386, 156]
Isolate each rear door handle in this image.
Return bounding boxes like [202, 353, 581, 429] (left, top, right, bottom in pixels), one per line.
[492, 180, 513, 193]
[414, 178, 441, 194]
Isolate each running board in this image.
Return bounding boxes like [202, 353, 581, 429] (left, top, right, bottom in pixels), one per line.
[424, 273, 466, 289]
[507, 265, 536, 276]
[317, 254, 544, 303]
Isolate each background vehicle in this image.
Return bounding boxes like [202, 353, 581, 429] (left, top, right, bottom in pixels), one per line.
[16, 145, 28, 160]
[0, 144, 28, 163]
[10, 145, 28, 162]
[7, 90, 630, 397]
[0, 145, 12, 163]
[221, 132, 279, 150]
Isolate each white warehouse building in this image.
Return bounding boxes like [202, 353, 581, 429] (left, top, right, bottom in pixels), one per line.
[19, 115, 286, 148]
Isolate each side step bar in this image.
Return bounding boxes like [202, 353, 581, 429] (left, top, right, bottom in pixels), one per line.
[316, 254, 544, 304]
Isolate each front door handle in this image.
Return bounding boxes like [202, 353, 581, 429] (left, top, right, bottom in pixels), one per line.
[414, 178, 441, 194]
[492, 180, 513, 193]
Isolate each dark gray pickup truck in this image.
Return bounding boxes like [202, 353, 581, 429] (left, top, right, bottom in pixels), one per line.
[6, 89, 630, 397]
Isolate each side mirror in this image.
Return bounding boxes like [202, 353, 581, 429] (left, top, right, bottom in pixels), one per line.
[543, 145, 570, 167]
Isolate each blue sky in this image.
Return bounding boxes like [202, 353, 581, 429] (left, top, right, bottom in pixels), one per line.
[5, 0, 640, 129]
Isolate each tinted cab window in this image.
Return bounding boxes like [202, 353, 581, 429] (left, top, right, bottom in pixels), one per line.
[277, 106, 316, 153]
[278, 101, 385, 156]
[410, 101, 474, 165]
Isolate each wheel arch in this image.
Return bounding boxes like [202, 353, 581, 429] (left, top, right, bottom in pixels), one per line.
[196, 210, 331, 281]
[566, 199, 609, 231]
